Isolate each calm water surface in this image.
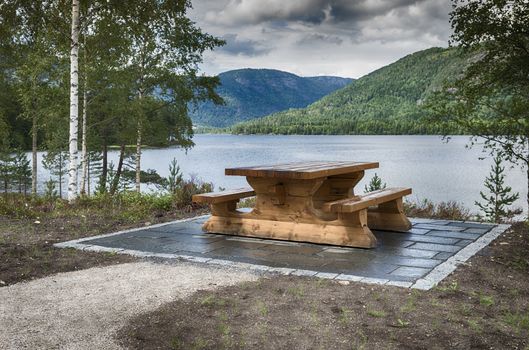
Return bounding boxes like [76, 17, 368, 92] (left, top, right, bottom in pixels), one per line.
[36, 135, 526, 213]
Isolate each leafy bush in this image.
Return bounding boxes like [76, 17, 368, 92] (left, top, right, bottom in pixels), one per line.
[173, 175, 213, 210]
[404, 199, 473, 221]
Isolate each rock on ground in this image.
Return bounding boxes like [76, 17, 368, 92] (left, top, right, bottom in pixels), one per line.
[0, 261, 257, 350]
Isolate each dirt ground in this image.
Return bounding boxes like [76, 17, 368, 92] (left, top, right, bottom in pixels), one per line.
[0, 207, 206, 286]
[119, 222, 529, 350]
[0, 261, 258, 350]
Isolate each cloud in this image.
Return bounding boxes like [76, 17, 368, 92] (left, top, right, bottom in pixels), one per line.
[297, 33, 343, 46]
[219, 34, 271, 56]
[189, 0, 452, 78]
[204, 0, 433, 26]
[205, 0, 328, 25]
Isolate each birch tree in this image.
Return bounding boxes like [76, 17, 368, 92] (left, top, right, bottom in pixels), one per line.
[67, 0, 80, 202]
[116, 0, 224, 192]
[0, 1, 64, 196]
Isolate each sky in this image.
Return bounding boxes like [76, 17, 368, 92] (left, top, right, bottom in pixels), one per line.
[188, 0, 453, 79]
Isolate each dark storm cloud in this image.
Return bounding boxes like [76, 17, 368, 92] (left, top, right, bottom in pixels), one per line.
[219, 34, 271, 56]
[207, 0, 441, 25]
[190, 0, 452, 77]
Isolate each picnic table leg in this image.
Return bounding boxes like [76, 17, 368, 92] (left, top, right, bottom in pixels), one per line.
[367, 197, 412, 232]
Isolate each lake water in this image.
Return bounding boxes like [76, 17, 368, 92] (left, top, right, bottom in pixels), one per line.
[36, 134, 526, 213]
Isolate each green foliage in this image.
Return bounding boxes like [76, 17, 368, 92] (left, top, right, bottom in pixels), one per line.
[164, 158, 184, 194]
[364, 173, 386, 192]
[0, 151, 14, 193]
[44, 179, 58, 202]
[172, 176, 213, 210]
[231, 47, 470, 135]
[426, 0, 529, 213]
[42, 150, 67, 198]
[404, 199, 472, 221]
[190, 69, 352, 127]
[475, 155, 520, 223]
[11, 150, 31, 194]
[0, 149, 31, 194]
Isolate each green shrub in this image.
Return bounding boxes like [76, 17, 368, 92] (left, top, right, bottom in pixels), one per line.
[404, 199, 473, 221]
[173, 176, 213, 210]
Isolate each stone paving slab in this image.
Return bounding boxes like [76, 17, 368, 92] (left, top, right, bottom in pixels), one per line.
[55, 214, 510, 290]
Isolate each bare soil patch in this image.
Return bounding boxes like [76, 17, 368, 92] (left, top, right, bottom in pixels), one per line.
[0, 206, 207, 286]
[119, 222, 529, 350]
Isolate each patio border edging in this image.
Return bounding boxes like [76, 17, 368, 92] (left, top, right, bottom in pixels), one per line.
[411, 223, 511, 290]
[54, 217, 511, 290]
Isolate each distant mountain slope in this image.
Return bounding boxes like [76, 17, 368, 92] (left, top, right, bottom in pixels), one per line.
[190, 69, 353, 127]
[231, 47, 470, 135]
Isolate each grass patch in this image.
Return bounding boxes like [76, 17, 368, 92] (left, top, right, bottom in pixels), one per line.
[504, 312, 529, 333]
[367, 309, 386, 318]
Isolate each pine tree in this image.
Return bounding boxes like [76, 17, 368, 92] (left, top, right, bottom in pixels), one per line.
[475, 155, 520, 223]
[0, 151, 14, 194]
[364, 173, 387, 193]
[165, 158, 183, 194]
[43, 150, 67, 199]
[12, 150, 31, 195]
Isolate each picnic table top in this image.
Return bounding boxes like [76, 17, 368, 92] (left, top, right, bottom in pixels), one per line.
[225, 161, 379, 180]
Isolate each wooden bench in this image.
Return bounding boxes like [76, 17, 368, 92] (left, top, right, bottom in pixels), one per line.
[192, 188, 255, 216]
[322, 187, 412, 232]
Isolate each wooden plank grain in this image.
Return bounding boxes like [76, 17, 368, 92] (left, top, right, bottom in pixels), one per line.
[323, 187, 412, 213]
[225, 161, 379, 179]
[192, 187, 255, 204]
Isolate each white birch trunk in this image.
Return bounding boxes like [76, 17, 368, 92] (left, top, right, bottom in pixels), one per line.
[135, 120, 142, 192]
[135, 90, 143, 193]
[80, 77, 88, 195]
[31, 115, 37, 195]
[67, 0, 80, 202]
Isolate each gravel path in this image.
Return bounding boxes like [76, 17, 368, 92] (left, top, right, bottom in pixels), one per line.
[0, 261, 258, 349]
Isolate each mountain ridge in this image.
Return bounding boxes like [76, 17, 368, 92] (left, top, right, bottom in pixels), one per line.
[230, 47, 469, 135]
[190, 68, 353, 128]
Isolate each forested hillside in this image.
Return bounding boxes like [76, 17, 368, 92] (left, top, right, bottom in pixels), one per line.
[190, 69, 352, 127]
[231, 47, 470, 135]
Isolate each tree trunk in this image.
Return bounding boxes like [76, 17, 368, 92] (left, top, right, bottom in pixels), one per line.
[135, 89, 143, 193]
[526, 161, 528, 218]
[135, 120, 142, 192]
[31, 115, 37, 196]
[67, 0, 80, 202]
[87, 156, 91, 195]
[59, 152, 63, 199]
[80, 75, 88, 195]
[100, 141, 107, 192]
[110, 143, 125, 195]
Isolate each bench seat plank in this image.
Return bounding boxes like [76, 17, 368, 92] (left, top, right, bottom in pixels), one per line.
[322, 187, 412, 213]
[193, 187, 255, 204]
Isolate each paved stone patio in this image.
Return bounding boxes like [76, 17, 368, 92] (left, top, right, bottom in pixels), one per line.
[56, 215, 509, 290]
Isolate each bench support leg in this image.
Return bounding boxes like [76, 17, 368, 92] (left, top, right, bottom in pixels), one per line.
[210, 200, 238, 216]
[367, 198, 411, 232]
[336, 209, 377, 248]
[202, 207, 377, 248]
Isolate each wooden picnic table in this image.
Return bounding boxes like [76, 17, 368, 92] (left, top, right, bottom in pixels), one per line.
[193, 161, 412, 248]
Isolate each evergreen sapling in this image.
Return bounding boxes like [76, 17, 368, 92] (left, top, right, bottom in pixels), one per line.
[475, 155, 521, 223]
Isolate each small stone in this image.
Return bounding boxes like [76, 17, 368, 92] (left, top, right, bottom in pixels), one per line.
[338, 280, 350, 286]
[144, 222, 152, 226]
[0, 280, 5, 285]
[499, 242, 509, 245]
[34, 220, 40, 224]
